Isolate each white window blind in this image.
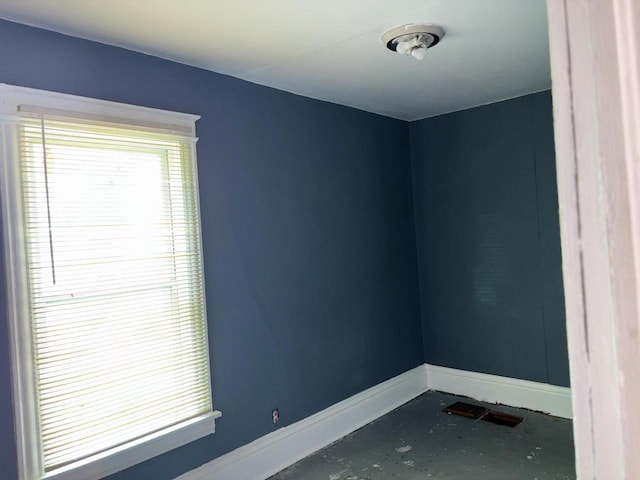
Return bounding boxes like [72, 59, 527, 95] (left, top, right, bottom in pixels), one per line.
[9, 105, 215, 478]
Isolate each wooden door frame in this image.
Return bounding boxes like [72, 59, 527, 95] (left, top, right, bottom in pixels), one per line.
[547, 0, 640, 477]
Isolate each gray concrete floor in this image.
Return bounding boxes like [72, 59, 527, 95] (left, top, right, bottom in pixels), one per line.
[269, 391, 575, 480]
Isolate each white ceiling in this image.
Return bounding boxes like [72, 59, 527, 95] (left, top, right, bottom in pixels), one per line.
[0, 0, 551, 121]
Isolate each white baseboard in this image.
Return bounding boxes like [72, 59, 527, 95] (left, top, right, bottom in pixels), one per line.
[176, 364, 572, 479]
[176, 365, 429, 480]
[426, 364, 573, 419]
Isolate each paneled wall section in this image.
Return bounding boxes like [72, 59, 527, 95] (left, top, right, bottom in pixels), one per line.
[410, 91, 569, 387]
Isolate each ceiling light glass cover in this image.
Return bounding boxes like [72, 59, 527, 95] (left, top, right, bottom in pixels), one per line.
[381, 24, 445, 60]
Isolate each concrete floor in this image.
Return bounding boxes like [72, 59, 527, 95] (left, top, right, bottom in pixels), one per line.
[269, 391, 575, 480]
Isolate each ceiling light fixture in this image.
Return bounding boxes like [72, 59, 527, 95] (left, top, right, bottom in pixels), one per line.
[381, 24, 445, 61]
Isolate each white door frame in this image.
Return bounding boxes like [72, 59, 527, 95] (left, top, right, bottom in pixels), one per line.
[547, 0, 640, 477]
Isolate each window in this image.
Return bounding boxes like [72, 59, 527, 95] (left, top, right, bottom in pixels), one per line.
[0, 85, 220, 480]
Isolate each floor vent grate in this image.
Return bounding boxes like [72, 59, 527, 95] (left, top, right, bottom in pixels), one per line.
[481, 411, 524, 427]
[443, 401, 524, 427]
[442, 401, 488, 419]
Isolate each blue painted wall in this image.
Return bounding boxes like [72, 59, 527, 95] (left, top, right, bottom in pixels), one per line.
[0, 20, 423, 480]
[0, 18, 568, 480]
[410, 91, 570, 387]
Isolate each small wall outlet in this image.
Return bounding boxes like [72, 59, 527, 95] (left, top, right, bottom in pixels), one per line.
[272, 407, 280, 424]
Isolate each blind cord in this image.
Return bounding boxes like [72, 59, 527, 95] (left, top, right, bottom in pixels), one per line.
[39, 115, 56, 285]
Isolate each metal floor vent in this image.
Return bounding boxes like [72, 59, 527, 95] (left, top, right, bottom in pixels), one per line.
[442, 401, 488, 419]
[481, 411, 524, 427]
[443, 401, 524, 427]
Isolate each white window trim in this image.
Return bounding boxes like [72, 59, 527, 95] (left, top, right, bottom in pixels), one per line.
[0, 84, 221, 480]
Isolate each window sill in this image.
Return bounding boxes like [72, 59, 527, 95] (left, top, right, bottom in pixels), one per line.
[43, 410, 222, 480]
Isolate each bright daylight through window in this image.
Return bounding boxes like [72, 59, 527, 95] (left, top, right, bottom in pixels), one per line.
[0, 85, 219, 480]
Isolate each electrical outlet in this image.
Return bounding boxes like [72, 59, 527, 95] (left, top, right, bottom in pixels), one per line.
[272, 407, 280, 424]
